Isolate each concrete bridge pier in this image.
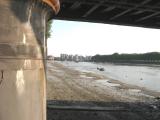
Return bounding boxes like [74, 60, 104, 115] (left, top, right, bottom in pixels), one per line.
[0, 0, 59, 120]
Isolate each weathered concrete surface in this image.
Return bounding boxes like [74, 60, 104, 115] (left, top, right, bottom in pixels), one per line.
[0, 0, 59, 120]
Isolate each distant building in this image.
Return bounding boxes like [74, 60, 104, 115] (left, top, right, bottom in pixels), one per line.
[60, 54, 68, 61]
[60, 54, 92, 62]
[85, 56, 92, 62]
[47, 55, 54, 60]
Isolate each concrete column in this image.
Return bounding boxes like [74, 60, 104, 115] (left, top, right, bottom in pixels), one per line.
[0, 0, 59, 120]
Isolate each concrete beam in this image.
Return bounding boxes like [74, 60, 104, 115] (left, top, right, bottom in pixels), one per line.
[0, 0, 59, 120]
[136, 12, 160, 22]
[70, 1, 81, 10]
[110, 0, 153, 20]
[83, 1, 105, 17]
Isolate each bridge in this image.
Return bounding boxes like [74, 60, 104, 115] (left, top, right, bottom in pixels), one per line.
[56, 0, 160, 29]
[0, 0, 160, 120]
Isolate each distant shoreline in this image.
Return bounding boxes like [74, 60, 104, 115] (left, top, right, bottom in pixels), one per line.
[56, 60, 160, 67]
[96, 62, 160, 67]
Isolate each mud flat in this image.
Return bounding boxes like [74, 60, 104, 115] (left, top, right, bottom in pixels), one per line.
[47, 61, 160, 102]
[47, 61, 160, 120]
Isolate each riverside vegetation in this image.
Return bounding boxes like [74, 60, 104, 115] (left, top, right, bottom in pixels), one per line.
[91, 52, 160, 64]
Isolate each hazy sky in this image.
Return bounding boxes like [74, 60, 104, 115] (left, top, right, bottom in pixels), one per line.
[47, 20, 160, 57]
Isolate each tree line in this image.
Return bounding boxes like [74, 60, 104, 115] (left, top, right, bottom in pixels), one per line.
[91, 52, 160, 64]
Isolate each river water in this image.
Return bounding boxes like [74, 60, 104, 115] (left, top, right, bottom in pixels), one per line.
[59, 61, 160, 92]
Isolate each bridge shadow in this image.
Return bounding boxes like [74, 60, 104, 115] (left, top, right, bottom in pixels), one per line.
[47, 100, 160, 120]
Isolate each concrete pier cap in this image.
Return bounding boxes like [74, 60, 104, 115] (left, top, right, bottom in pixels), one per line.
[43, 0, 60, 14]
[0, 0, 60, 120]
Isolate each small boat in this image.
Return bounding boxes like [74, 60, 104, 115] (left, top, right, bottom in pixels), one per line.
[97, 67, 105, 71]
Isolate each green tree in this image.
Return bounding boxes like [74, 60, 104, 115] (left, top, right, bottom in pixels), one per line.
[46, 20, 52, 39]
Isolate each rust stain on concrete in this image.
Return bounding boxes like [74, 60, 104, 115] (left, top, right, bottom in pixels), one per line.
[43, 0, 60, 14]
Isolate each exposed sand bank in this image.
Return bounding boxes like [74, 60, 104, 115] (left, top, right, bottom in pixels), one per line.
[47, 61, 159, 102]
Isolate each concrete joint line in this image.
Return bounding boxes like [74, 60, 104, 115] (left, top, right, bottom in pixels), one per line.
[0, 70, 4, 85]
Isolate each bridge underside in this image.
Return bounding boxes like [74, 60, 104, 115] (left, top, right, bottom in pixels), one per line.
[56, 0, 160, 29]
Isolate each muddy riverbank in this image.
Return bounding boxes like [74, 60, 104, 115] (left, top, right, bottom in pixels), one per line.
[47, 61, 159, 102]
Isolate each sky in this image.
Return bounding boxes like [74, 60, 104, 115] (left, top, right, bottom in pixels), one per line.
[47, 20, 160, 57]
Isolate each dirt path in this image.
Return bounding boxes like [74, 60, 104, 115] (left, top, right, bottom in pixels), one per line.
[47, 61, 157, 102]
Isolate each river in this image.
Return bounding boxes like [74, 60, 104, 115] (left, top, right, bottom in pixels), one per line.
[59, 61, 160, 92]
